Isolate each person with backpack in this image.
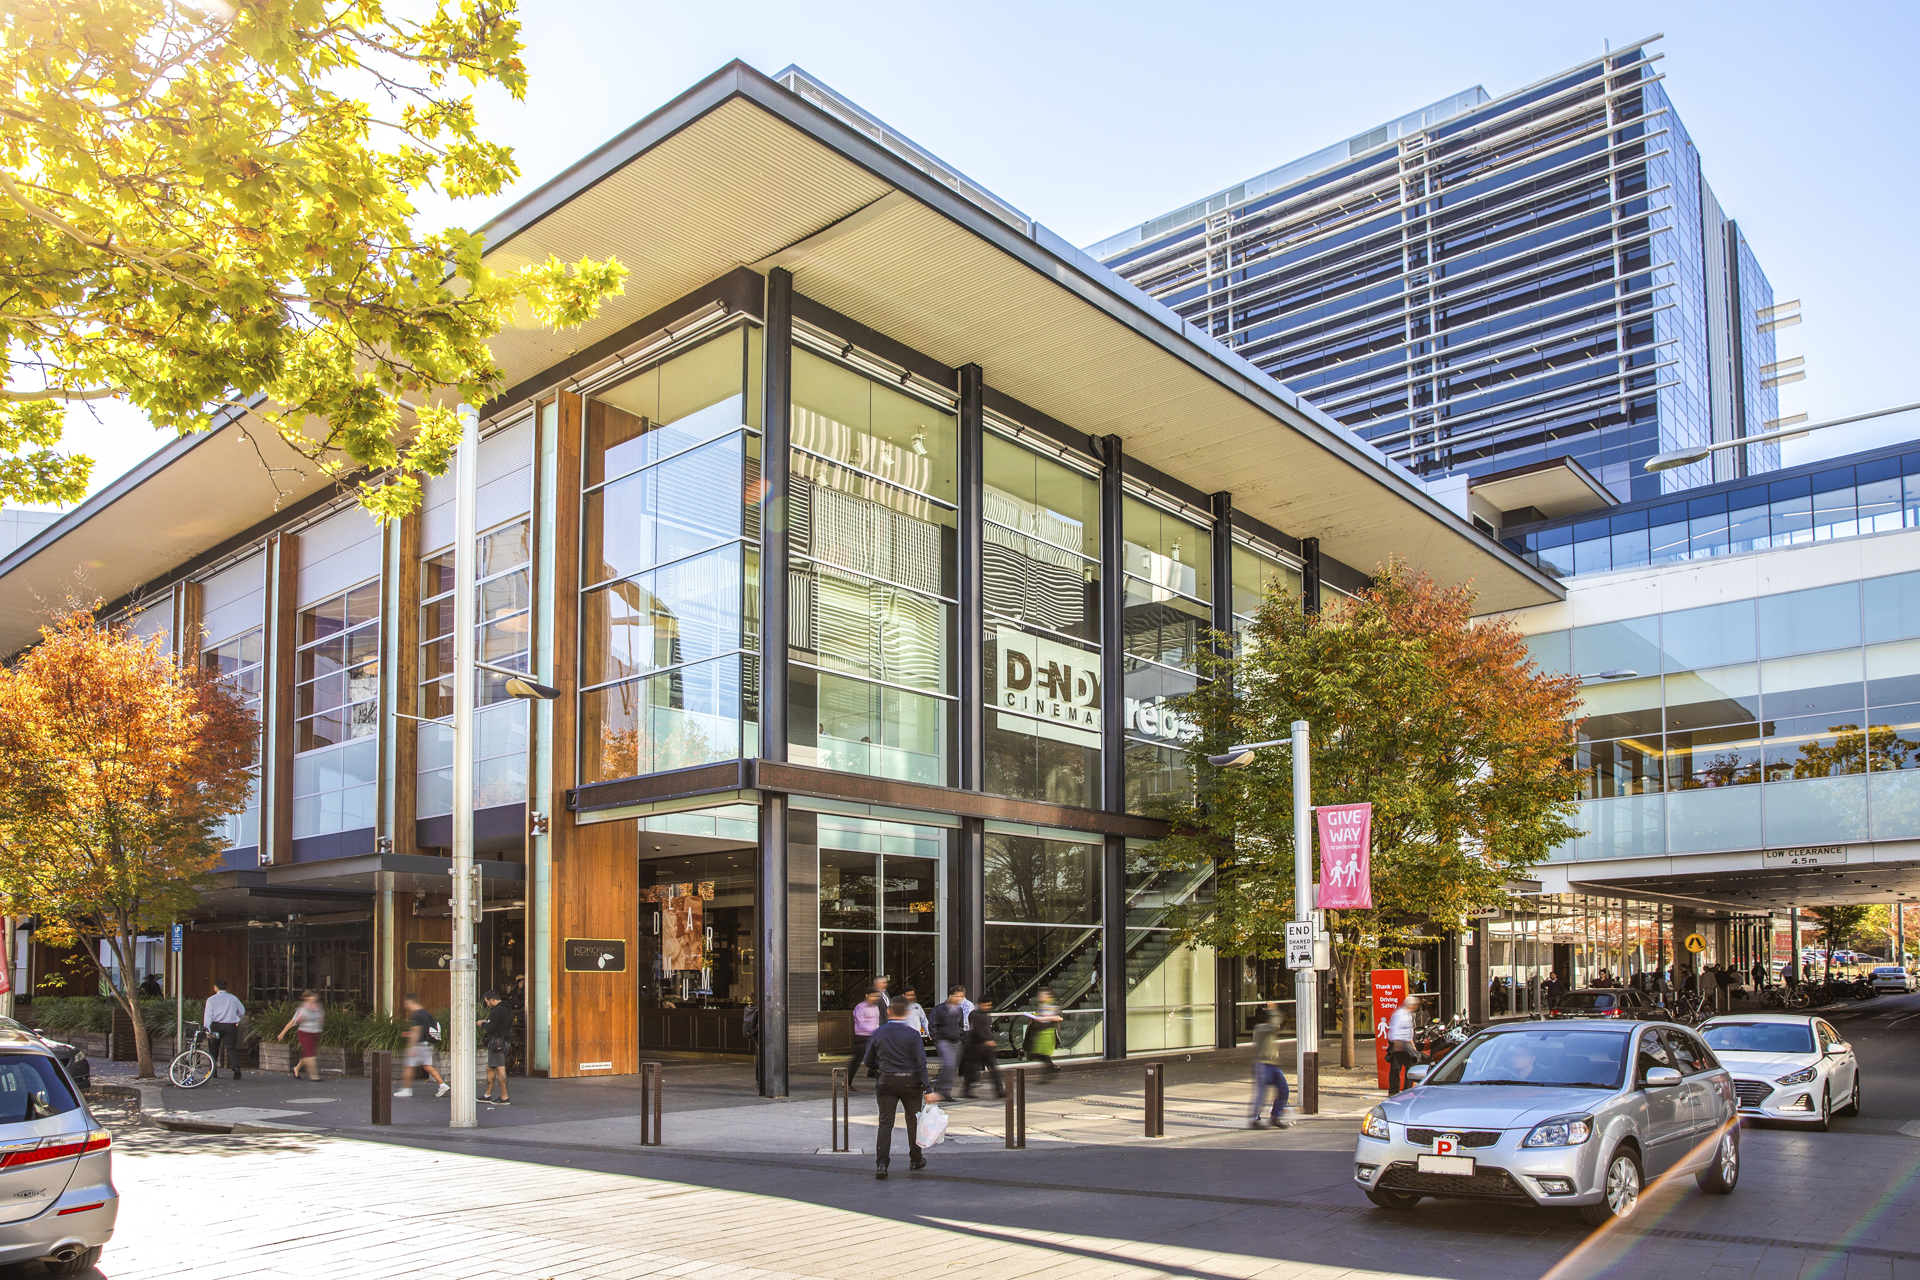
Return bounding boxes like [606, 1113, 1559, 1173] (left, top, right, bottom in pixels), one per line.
[482, 990, 514, 1106]
[396, 992, 449, 1099]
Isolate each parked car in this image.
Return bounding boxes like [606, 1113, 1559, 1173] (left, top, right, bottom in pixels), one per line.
[1540, 988, 1674, 1022]
[1697, 1014, 1859, 1130]
[0, 1021, 90, 1091]
[1355, 1020, 1739, 1225]
[1868, 966, 1912, 995]
[0, 1026, 115, 1274]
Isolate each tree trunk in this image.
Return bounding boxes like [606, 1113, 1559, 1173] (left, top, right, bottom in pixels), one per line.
[95, 929, 156, 1078]
[1336, 953, 1357, 1068]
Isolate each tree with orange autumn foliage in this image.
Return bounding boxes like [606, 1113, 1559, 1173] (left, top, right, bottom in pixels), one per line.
[1145, 559, 1584, 1066]
[0, 606, 256, 1076]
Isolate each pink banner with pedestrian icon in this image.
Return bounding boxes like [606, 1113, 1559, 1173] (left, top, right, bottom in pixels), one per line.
[1316, 802, 1374, 909]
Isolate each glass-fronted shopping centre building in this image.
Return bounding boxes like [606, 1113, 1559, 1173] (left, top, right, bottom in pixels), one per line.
[0, 63, 1560, 1085]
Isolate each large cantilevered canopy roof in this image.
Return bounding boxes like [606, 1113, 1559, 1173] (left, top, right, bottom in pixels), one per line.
[0, 60, 1558, 650]
[476, 61, 1560, 612]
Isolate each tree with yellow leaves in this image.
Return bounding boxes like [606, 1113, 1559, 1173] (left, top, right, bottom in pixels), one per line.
[0, 606, 257, 1077]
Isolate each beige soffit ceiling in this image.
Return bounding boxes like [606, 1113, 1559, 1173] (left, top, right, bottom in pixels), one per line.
[0, 418, 333, 653]
[1472, 457, 1617, 520]
[482, 82, 1557, 613]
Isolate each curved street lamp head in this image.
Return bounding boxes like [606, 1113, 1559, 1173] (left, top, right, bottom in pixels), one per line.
[504, 676, 561, 701]
[1644, 447, 1712, 473]
[1207, 749, 1259, 769]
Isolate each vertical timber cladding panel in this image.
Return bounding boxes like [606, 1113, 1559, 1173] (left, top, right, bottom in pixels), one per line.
[546, 391, 585, 1074]
[787, 810, 819, 1061]
[396, 904, 453, 1013]
[181, 929, 248, 1002]
[265, 534, 299, 866]
[551, 818, 637, 1077]
[392, 513, 422, 857]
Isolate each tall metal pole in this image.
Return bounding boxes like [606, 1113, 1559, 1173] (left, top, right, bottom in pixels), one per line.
[1292, 718, 1317, 1112]
[1898, 902, 1906, 970]
[1789, 908, 1801, 983]
[449, 403, 480, 1129]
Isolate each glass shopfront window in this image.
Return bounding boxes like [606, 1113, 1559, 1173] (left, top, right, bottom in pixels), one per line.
[982, 429, 1101, 808]
[638, 846, 756, 1055]
[984, 830, 1103, 1059]
[1124, 843, 1215, 1052]
[817, 814, 944, 1011]
[293, 581, 379, 838]
[787, 349, 956, 785]
[204, 627, 264, 855]
[419, 518, 532, 815]
[1230, 538, 1302, 649]
[579, 328, 761, 785]
[1122, 496, 1211, 814]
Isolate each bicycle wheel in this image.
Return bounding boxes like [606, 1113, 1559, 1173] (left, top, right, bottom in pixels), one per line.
[168, 1050, 215, 1088]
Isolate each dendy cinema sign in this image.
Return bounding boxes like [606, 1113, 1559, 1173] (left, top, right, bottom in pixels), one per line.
[994, 626, 1196, 745]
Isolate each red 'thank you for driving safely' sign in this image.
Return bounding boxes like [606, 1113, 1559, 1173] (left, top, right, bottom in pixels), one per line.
[1371, 968, 1408, 1091]
[1316, 802, 1373, 909]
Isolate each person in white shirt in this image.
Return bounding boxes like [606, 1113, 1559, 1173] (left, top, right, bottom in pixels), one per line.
[1385, 996, 1419, 1094]
[203, 980, 247, 1080]
[898, 986, 930, 1038]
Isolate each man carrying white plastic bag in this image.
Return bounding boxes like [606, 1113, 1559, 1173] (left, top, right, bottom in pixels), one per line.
[864, 996, 939, 1179]
[917, 1101, 949, 1148]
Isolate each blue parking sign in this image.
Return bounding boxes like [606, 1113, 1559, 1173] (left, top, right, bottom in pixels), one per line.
[170, 923, 182, 953]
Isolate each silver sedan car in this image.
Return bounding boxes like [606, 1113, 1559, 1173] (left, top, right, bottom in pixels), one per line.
[0, 1028, 116, 1273]
[1354, 1020, 1739, 1225]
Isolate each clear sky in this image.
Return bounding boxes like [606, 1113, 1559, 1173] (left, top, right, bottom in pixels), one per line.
[52, 0, 1920, 504]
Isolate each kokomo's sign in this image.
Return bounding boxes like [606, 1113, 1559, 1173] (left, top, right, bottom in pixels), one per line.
[1316, 802, 1375, 910]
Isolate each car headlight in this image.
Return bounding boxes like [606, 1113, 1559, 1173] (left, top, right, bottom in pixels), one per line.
[1776, 1066, 1818, 1085]
[1522, 1116, 1593, 1147]
[1361, 1108, 1391, 1140]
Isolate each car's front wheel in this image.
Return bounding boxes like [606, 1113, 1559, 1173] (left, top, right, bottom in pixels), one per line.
[1695, 1124, 1739, 1194]
[1580, 1148, 1643, 1227]
[1808, 1085, 1832, 1132]
[1365, 1188, 1421, 1211]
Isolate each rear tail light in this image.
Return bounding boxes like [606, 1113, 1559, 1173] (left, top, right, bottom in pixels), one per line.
[57, 1202, 104, 1216]
[0, 1129, 108, 1169]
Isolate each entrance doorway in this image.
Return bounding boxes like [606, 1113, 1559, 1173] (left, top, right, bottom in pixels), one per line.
[637, 849, 755, 1053]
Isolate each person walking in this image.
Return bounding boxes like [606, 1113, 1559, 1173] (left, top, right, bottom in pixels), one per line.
[898, 986, 930, 1039]
[1751, 958, 1769, 990]
[1247, 1003, 1292, 1128]
[961, 996, 1003, 1098]
[929, 986, 967, 1100]
[864, 996, 937, 1180]
[849, 988, 883, 1092]
[1025, 988, 1063, 1072]
[1385, 995, 1418, 1094]
[1544, 970, 1568, 1005]
[482, 989, 514, 1105]
[203, 979, 246, 1081]
[276, 990, 324, 1082]
[395, 993, 450, 1099]
[1715, 962, 1736, 1011]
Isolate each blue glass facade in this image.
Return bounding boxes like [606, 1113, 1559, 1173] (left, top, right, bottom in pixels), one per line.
[1090, 40, 1783, 505]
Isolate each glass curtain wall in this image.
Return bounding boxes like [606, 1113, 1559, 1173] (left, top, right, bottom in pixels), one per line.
[418, 517, 532, 815]
[292, 581, 379, 838]
[1121, 497, 1212, 812]
[983, 830, 1103, 1058]
[203, 626, 264, 856]
[1230, 537, 1303, 648]
[817, 814, 944, 1009]
[787, 349, 956, 785]
[1124, 842, 1215, 1051]
[1542, 567, 1920, 859]
[578, 328, 762, 785]
[982, 427, 1102, 807]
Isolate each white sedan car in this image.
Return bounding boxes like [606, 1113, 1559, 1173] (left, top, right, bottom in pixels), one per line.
[1868, 965, 1912, 994]
[1697, 1014, 1859, 1131]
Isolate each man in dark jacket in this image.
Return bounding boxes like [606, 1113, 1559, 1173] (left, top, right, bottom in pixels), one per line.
[961, 997, 1003, 1098]
[482, 990, 514, 1106]
[864, 997, 936, 1179]
[928, 986, 967, 1100]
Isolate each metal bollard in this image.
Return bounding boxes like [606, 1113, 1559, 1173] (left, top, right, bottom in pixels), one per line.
[370, 1051, 391, 1126]
[1303, 1050, 1319, 1115]
[1003, 1065, 1027, 1149]
[638, 1061, 663, 1146]
[1144, 1063, 1165, 1137]
[830, 1067, 852, 1152]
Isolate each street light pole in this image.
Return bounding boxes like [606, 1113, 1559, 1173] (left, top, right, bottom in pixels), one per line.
[1291, 718, 1318, 1115]
[449, 403, 480, 1130]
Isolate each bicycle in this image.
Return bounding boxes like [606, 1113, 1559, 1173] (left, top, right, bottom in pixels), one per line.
[168, 1022, 218, 1088]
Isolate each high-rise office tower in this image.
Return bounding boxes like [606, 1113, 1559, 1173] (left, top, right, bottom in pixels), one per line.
[1090, 37, 1799, 501]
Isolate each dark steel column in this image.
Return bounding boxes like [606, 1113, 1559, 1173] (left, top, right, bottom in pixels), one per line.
[1099, 434, 1127, 1060]
[757, 268, 794, 1098]
[1300, 536, 1323, 615]
[1209, 491, 1236, 1048]
[956, 365, 986, 1005]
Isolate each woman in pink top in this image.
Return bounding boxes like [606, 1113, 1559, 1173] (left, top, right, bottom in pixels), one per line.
[849, 989, 883, 1093]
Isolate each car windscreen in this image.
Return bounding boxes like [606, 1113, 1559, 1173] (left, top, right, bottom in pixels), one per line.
[1553, 992, 1616, 1010]
[0, 1055, 78, 1122]
[1873, 967, 1902, 976]
[1427, 1029, 1628, 1089]
[1700, 1022, 1815, 1054]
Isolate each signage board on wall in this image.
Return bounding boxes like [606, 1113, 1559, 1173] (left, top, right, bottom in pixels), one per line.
[564, 938, 629, 973]
[1761, 846, 1846, 868]
[1370, 968, 1408, 1091]
[993, 627, 1101, 745]
[405, 941, 453, 971]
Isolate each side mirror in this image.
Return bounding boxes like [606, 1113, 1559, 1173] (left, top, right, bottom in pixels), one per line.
[1405, 1065, 1429, 1084]
[1825, 1042, 1847, 1056]
[1644, 1066, 1682, 1088]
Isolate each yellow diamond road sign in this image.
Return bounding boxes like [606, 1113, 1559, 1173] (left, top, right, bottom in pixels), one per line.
[1684, 933, 1707, 953]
